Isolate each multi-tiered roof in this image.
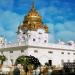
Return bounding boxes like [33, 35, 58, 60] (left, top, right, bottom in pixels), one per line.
[18, 3, 48, 33]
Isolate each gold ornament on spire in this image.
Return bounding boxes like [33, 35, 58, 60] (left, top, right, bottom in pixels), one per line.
[18, 2, 48, 33]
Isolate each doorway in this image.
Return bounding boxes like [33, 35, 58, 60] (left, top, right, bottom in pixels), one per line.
[48, 60, 52, 66]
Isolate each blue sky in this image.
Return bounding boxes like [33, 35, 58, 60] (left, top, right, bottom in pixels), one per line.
[0, 0, 75, 43]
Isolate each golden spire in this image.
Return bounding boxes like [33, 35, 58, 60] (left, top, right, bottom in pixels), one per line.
[31, 0, 35, 11]
[19, 0, 48, 33]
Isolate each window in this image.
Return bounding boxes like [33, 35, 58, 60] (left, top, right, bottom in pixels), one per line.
[39, 32, 42, 34]
[68, 60, 70, 62]
[21, 50, 24, 53]
[48, 51, 53, 54]
[61, 52, 64, 54]
[33, 38, 35, 41]
[73, 60, 75, 62]
[61, 59, 64, 64]
[29, 35, 31, 37]
[34, 50, 38, 53]
[1, 51, 3, 54]
[38, 38, 40, 40]
[10, 51, 13, 53]
[22, 36, 25, 40]
[73, 53, 75, 55]
[68, 52, 70, 55]
[44, 40, 47, 43]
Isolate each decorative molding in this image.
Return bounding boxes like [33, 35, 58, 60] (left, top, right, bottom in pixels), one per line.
[28, 45, 75, 52]
[0, 46, 28, 52]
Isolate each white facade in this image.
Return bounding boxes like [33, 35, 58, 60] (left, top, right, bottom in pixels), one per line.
[0, 28, 75, 67]
[0, 5, 75, 68]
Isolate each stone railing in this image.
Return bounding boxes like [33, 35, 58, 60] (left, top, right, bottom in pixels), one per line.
[0, 41, 75, 51]
[28, 43, 75, 51]
[0, 42, 27, 49]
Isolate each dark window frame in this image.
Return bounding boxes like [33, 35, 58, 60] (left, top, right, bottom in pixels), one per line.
[73, 53, 75, 55]
[68, 52, 70, 55]
[48, 51, 53, 54]
[21, 50, 24, 53]
[44, 40, 47, 43]
[34, 50, 38, 53]
[33, 38, 35, 41]
[61, 52, 64, 54]
[10, 51, 13, 53]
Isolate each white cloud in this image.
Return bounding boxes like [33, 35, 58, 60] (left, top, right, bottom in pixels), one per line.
[39, 5, 72, 24]
[49, 33, 55, 43]
[46, 23, 54, 33]
[56, 30, 75, 42]
[54, 21, 75, 42]
[0, 0, 14, 10]
[0, 0, 74, 43]
[0, 11, 23, 30]
[55, 16, 64, 21]
[5, 31, 16, 42]
[39, 4, 75, 42]
[54, 23, 66, 32]
[64, 21, 75, 32]
[46, 23, 55, 43]
[46, 21, 75, 42]
[0, 10, 24, 41]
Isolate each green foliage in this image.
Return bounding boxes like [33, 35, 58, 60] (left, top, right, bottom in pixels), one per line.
[0, 55, 7, 64]
[45, 62, 50, 66]
[16, 55, 29, 66]
[16, 55, 41, 69]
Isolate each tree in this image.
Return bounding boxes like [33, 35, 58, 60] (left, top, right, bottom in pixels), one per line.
[28, 55, 41, 69]
[0, 55, 7, 65]
[16, 55, 29, 65]
[15, 55, 41, 71]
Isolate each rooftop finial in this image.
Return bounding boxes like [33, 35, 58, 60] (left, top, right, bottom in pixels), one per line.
[32, 0, 35, 11]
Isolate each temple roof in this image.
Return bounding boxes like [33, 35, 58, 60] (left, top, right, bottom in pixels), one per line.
[18, 3, 48, 33]
[25, 3, 42, 20]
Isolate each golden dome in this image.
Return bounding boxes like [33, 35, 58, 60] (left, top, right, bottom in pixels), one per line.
[18, 3, 48, 33]
[24, 4, 42, 23]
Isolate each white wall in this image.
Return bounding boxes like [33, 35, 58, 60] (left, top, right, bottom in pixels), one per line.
[27, 46, 75, 67]
[0, 44, 75, 67]
[27, 30, 48, 45]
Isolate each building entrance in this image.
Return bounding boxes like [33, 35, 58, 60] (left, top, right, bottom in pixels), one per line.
[48, 60, 52, 66]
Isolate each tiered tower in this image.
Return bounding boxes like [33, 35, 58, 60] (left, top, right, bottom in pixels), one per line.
[17, 3, 49, 45]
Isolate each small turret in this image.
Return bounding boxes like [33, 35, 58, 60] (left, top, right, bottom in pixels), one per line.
[0, 36, 5, 46]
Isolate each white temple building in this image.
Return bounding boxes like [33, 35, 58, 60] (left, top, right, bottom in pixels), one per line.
[0, 4, 75, 67]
